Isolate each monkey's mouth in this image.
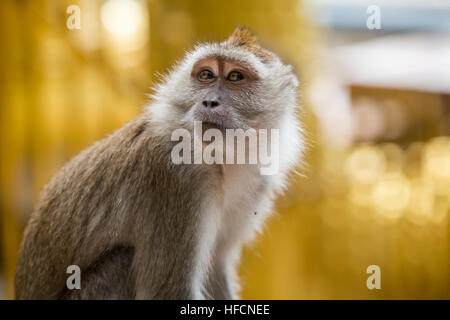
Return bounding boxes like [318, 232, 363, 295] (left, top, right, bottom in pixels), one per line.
[202, 121, 224, 130]
[193, 108, 228, 131]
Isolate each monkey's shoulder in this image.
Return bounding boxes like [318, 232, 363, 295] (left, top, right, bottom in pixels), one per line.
[35, 115, 207, 215]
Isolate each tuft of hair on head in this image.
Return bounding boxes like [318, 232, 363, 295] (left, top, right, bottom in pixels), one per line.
[226, 26, 258, 47]
[223, 26, 274, 61]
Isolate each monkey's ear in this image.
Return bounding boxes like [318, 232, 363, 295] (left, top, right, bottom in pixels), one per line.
[226, 25, 258, 47]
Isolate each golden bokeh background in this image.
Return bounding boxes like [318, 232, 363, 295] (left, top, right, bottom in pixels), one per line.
[0, 0, 449, 299]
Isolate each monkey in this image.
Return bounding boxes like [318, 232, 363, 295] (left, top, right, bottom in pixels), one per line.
[14, 26, 304, 300]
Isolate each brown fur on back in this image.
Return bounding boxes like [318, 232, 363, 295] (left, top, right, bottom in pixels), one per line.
[14, 114, 214, 299]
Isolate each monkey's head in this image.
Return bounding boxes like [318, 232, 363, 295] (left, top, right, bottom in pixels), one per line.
[150, 26, 300, 134]
[149, 27, 303, 181]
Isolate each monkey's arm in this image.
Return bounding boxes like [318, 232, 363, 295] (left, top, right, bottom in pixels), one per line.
[131, 164, 206, 299]
[133, 235, 197, 299]
[124, 137, 210, 299]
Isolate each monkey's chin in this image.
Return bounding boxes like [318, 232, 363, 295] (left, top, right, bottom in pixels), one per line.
[201, 121, 224, 131]
[198, 122, 225, 139]
[192, 116, 226, 133]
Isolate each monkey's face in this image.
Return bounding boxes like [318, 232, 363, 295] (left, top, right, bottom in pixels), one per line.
[150, 28, 299, 135]
[156, 52, 298, 133]
[188, 56, 262, 131]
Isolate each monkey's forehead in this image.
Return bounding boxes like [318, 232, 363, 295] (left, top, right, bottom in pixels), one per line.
[184, 43, 276, 78]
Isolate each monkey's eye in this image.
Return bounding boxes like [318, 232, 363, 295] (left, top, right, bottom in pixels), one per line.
[198, 70, 214, 82]
[227, 71, 244, 82]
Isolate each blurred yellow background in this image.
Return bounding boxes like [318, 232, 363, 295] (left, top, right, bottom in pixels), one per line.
[0, 0, 449, 299]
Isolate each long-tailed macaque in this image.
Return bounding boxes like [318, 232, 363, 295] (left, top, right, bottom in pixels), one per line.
[15, 27, 303, 299]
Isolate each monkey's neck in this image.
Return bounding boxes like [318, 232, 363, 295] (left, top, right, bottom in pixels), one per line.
[217, 163, 265, 206]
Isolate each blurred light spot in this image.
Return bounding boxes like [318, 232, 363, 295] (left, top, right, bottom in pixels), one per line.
[404, 142, 424, 176]
[100, 0, 149, 70]
[407, 178, 434, 225]
[101, 0, 144, 38]
[345, 144, 386, 185]
[348, 185, 373, 207]
[372, 172, 410, 218]
[380, 143, 404, 173]
[423, 136, 450, 196]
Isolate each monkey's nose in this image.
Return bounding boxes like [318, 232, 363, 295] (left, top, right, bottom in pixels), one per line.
[202, 99, 220, 108]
